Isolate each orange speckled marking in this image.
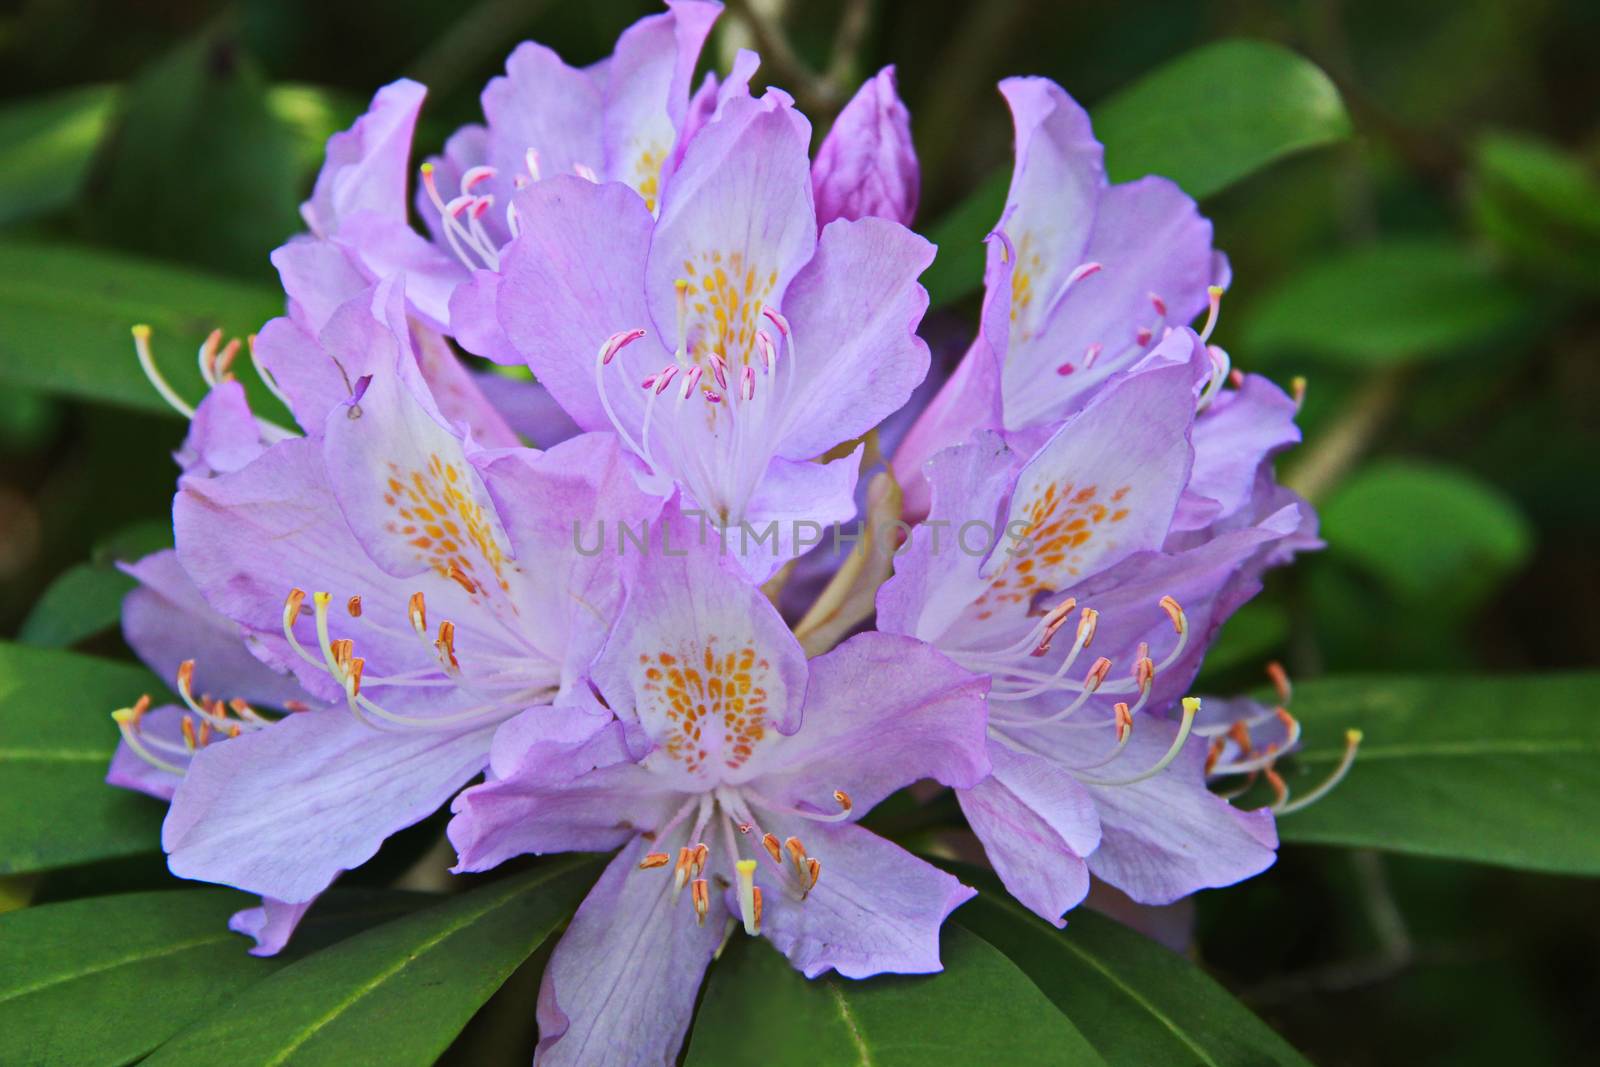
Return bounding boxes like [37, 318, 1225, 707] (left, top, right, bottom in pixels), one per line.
[977, 480, 1132, 611]
[1009, 234, 1046, 340]
[677, 250, 780, 369]
[631, 143, 667, 215]
[639, 639, 773, 774]
[383, 454, 510, 598]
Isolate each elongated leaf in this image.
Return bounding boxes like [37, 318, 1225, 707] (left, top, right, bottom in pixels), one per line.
[1321, 460, 1532, 607]
[1276, 673, 1600, 874]
[0, 239, 282, 414]
[0, 889, 429, 1067]
[685, 923, 1105, 1066]
[1241, 238, 1531, 365]
[0, 85, 117, 228]
[18, 563, 135, 649]
[951, 878, 1309, 1067]
[144, 860, 600, 1067]
[0, 643, 165, 875]
[924, 40, 1349, 307]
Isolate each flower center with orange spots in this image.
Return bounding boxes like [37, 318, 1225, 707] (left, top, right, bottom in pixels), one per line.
[973, 481, 1132, 620]
[679, 251, 781, 368]
[639, 638, 774, 777]
[383, 454, 512, 598]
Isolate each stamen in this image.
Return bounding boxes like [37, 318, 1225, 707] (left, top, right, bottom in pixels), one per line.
[690, 878, 710, 926]
[1266, 661, 1292, 703]
[832, 790, 852, 814]
[196, 328, 223, 387]
[132, 325, 197, 419]
[735, 859, 759, 935]
[1150, 292, 1168, 317]
[1291, 376, 1307, 411]
[1275, 729, 1363, 814]
[804, 857, 821, 896]
[347, 595, 363, 618]
[761, 833, 783, 866]
[639, 851, 671, 870]
[111, 697, 187, 776]
[460, 165, 496, 192]
[435, 621, 459, 673]
[761, 305, 791, 339]
[672, 846, 694, 894]
[1082, 342, 1103, 368]
[1029, 598, 1077, 657]
[408, 591, 427, 636]
[1074, 696, 1200, 786]
[181, 715, 198, 752]
[1199, 285, 1224, 343]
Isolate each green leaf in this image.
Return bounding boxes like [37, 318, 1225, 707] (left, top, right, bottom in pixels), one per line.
[0, 85, 118, 228]
[0, 642, 164, 875]
[952, 880, 1310, 1067]
[1240, 238, 1531, 366]
[1276, 673, 1600, 874]
[85, 32, 300, 279]
[923, 40, 1349, 307]
[0, 239, 283, 415]
[1094, 40, 1351, 196]
[18, 563, 135, 649]
[685, 923, 1106, 1066]
[0, 889, 431, 1067]
[1470, 132, 1600, 290]
[144, 860, 601, 1067]
[1321, 460, 1532, 607]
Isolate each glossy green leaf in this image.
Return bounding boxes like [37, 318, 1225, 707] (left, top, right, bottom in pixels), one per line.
[685, 923, 1105, 1066]
[144, 860, 600, 1067]
[952, 880, 1310, 1067]
[1276, 673, 1600, 874]
[0, 642, 164, 875]
[0, 85, 117, 228]
[85, 33, 300, 279]
[1241, 238, 1530, 366]
[0, 889, 430, 1067]
[1321, 460, 1532, 607]
[18, 563, 135, 648]
[923, 40, 1349, 307]
[0, 239, 283, 415]
[1470, 132, 1600, 289]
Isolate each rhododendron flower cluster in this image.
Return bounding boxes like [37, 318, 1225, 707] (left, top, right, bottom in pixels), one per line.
[108, 3, 1354, 1063]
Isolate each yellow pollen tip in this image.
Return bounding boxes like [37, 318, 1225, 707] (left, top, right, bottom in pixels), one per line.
[420, 162, 434, 175]
[1181, 696, 1202, 717]
[1346, 729, 1364, 745]
[111, 707, 139, 726]
[131, 324, 152, 340]
[1207, 285, 1224, 298]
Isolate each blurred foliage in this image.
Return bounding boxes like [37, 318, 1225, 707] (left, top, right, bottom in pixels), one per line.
[0, 0, 1596, 1064]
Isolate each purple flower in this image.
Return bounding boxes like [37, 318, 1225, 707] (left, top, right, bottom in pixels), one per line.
[448, 508, 990, 1065]
[116, 279, 661, 937]
[878, 330, 1314, 924]
[812, 65, 920, 228]
[455, 89, 936, 577]
[895, 76, 1225, 512]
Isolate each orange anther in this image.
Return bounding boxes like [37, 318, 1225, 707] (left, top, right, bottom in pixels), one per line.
[638, 852, 671, 870]
[347, 595, 363, 618]
[285, 588, 307, 626]
[833, 790, 852, 813]
[180, 715, 198, 751]
[1085, 656, 1112, 690]
[408, 591, 427, 634]
[1158, 595, 1185, 633]
[761, 833, 783, 864]
[690, 879, 710, 925]
[1266, 661, 1291, 704]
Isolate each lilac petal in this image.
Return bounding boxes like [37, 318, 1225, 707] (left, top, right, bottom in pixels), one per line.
[106, 704, 189, 801]
[448, 269, 519, 366]
[163, 708, 496, 903]
[120, 550, 304, 709]
[737, 450, 863, 581]
[876, 430, 1018, 643]
[590, 509, 810, 756]
[744, 631, 990, 814]
[890, 334, 1005, 520]
[645, 96, 816, 345]
[333, 213, 465, 330]
[1075, 717, 1278, 905]
[176, 381, 266, 476]
[982, 349, 1197, 608]
[1175, 374, 1301, 532]
[482, 43, 603, 202]
[956, 740, 1100, 926]
[1004, 176, 1215, 431]
[448, 723, 676, 872]
[750, 814, 974, 978]
[270, 236, 369, 333]
[602, 0, 721, 203]
[301, 79, 426, 238]
[536, 836, 724, 1067]
[468, 372, 582, 448]
[229, 896, 314, 957]
[490, 176, 662, 431]
[773, 216, 934, 460]
[812, 66, 919, 227]
[992, 78, 1106, 345]
[410, 321, 522, 450]
[471, 434, 664, 680]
